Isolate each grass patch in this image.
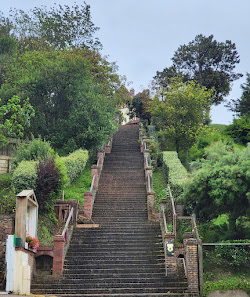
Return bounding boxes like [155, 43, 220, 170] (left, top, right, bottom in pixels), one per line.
[210, 124, 228, 133]
[64, 161, 92, 205]
[203, 248, 250, 296]
[152, 166, 168, 209]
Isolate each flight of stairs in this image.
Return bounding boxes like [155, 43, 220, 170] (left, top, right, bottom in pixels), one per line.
[32, 122, 188, 296]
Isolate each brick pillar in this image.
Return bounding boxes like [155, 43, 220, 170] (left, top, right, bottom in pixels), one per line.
[52, 235, 65, 275]
[84, 192, 93, 218]
[165, 233, 177, 277]
[97, 150, 104, 168]
[91, 165, 100, 190]
[105, 140, 111, 153]
[185, 238, 199, 295]
[147, 191, 155, 221]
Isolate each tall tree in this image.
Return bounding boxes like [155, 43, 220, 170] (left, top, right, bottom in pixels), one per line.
[0, 49, 117, 153]
[149, 79, 213, 169]
[7, 2, 101, 50]
[154, 34, 242, 105]
[227, 73, 250, 117]
[0, 96, 34, 146]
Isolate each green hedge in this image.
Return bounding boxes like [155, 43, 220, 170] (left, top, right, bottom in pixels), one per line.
[162, 151, 189, 199]
[11, 149, 89, 194]
[57, 149, 89, 183]
[11, 161, 38, 193]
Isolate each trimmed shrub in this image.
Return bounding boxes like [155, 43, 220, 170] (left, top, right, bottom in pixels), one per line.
[11, 136, 57, 171]
[36, 159, 61, 213]
[58, 149, 89, 183]
[11, 160, 37, 193]
[162, 151, 189, 199]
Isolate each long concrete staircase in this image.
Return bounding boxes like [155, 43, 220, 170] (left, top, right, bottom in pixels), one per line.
[32, 122, 188, 296]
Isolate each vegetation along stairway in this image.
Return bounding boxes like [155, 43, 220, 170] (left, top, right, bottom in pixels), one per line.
[32, 121, 188, 297]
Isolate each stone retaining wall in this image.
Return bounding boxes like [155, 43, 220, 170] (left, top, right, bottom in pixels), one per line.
[0, 215, 14, 290]
[0, 156, 12, 174]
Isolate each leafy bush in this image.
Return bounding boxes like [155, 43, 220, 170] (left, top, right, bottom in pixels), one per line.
[37, 213, 58, 247]
[162, 151, 189, 199]
[11, 160, 37, 193]
[0, 189, 16, 215]
[0, 173, 12, 188]
[35, 159, 61, 213]
[183, 142, 250, 239]
[11, 136, 57, 171]
[224, 116, 250, 145]
[215, 240, 250, 268]
[58, 149, 88, 183]
[54, 157, 70, 190]
[204, 277, 250, 296]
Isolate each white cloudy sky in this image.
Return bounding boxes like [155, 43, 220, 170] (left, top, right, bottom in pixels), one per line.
[1, 0, 250, 124]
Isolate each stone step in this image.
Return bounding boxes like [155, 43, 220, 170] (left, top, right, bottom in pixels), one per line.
[32, 293, 188, 297]
[31, 287, 188, 294]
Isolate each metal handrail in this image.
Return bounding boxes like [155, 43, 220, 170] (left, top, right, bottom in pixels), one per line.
[181, 258, 187, 277]
[97, 155, 101, 167]
[90, 175, 96, 193]
[62, 207, 74, 240]
[147, 173, 152, 192]
[161, 205, 168, 233]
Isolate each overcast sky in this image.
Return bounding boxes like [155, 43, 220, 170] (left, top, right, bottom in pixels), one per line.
[1, 0, 250, 124]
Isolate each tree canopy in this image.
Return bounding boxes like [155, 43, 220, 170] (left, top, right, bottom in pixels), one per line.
[0, 95, 34, 146]
[149, 79, 213, 169]
[154, 34, 242, 105]
[183, 141, 250, 239]
[7, 3, 101, 50]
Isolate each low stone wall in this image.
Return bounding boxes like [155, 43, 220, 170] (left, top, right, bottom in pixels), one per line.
[0, 215, 14, 290]
[0, 156, 12, 174]
[208, 290, 249, 297]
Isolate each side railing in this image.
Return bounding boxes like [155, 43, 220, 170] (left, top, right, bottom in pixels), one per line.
[83, 136, 113, 220]
[140, 130, 155, 221]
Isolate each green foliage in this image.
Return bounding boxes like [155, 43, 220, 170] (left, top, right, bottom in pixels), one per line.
[0, 95, 34, 147]
[155, 34, 242, 105]
[54, 157, 70, 190]
[0, 173, 15, 215]
[11, 160, 37, 193]
[150, 79, 213, 169]
[59, 149, 89, 183]
[11, 136, 57, 171]
[162, 151, 189, 200]
[64, 162, 92, 205]
[203, 277, 250, 296]
[37, 213, 58, 247]
[0, 173, 12, 188]
[183, 142, 250, 239]
[9, 3, 101, 50]
[129, 89, 151, 123]
[0, 189, 16, 215]
[227, 72, 250, 117]
[215, 240, 250, 268]
[1, 49, 118, 153]
[152, 167, 169, 209]
[35, 159, 61, 214]
[189, 127, 225, 162]
[224, 116, 250, 145]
